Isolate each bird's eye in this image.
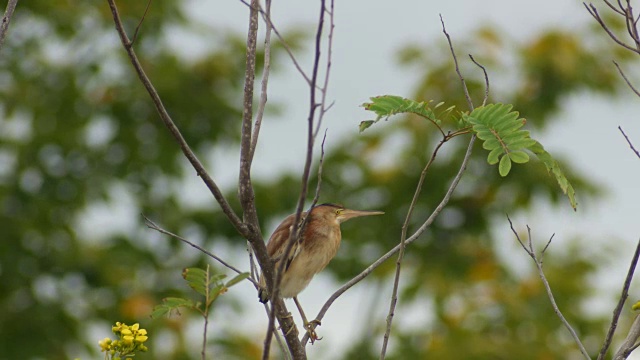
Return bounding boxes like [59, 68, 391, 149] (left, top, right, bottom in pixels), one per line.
[335, 209, 342, 215]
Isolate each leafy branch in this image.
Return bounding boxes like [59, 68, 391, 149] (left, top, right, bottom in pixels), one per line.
[152, 265, 249, 360]
[360, 96, 577, 210]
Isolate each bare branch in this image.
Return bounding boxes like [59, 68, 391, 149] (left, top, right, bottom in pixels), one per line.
[541, 233, 554, 256]
[469, 54, 490, 106]
[604, 0, 626, 15]
[238, 0, 312, 85]
[613, 61, 640, 97]
[440, 15, 474, 110]
[314, 0, 336, 138]
[0, 0, 18, 53]
[131, 0, 152, 46]
[507, 221, 591, 360]
[143, 215, 258, 287]
[506, 215, 533, 257]
[248, 240, 258, 280]
[238, 0, 261, 232]
[380, 133, 454, 359]
[614, 315, 640, 360]
[105, 0, 248, 237]
[311, 130, 329, 207]
[249, 0, 273, 162]
[584, 3, 640, 54]
[619, 126, 640, 159]
[598, 237, 640, 360]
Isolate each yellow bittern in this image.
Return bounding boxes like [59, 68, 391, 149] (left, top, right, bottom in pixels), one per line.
[258, 203, 384, 342]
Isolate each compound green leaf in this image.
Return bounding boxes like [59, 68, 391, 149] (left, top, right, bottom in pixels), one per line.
[361, 95, 456, 132]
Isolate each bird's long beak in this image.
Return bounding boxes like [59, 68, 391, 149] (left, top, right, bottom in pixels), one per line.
[339, 209, 384, 223]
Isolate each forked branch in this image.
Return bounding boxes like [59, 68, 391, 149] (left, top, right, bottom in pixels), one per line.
[507, 217, 591, 360]
[105, 0, 247, 238]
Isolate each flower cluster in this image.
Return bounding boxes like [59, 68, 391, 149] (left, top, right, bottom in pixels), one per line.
[99, 322, 149, 359]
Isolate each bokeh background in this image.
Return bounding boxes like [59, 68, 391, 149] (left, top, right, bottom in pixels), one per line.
[1, 0, 640, 359]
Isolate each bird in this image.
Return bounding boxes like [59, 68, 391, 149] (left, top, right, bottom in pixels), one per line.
[258, 203, 384, 342]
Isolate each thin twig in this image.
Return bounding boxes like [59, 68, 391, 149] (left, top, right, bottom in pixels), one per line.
[380, 135, 452, 359]
[619, 126, 640, 159]
[613, 61, 640, 97]
[202, 265, 211, 360]
[311, 130, 329, 207]
[614, 315, 640, 360]
[142, 215, 258, 287]
[541, 233, 554, 255]
[105, 0, 248, 237]
[440, 15, 474, 110]
[598, 237, 640, 360]
[303, 133, 477, 344]
[604, 0, 626, 15]
[131, 0, 152, 46]
[238, 0, 312, 85]
[469, 54, 490, 106]
[314, 0, 335, 138]
[263, 303, 291, 360]
[584, 3, 640, 54]
[248, 240, 258, 280]
[0, 0, 18, 53]
[249, 0, 272, 163]
[506, 217, 591, 360]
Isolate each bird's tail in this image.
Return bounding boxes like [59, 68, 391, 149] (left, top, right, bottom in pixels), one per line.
[258, 274, 269, 303]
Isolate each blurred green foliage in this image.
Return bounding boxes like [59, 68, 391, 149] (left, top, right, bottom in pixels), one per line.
[0, 1, 633, 359]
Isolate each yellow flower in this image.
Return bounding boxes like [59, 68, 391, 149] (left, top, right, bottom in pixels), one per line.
[138, 329, 147, 336]
[135, 335, 148, 343]
[98, 337, 112, 352]
[120, 329, 132, 336]
[123, 335, 134, 345]
[131, 323, 140, 331]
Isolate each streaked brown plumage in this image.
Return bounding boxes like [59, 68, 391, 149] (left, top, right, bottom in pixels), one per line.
[257, 203, 383, 342]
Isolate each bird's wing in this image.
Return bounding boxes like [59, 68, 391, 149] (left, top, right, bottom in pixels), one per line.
[266, 212, 306, 271]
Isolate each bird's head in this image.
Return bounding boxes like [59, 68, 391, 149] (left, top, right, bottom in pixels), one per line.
[312, 203, 384, 224]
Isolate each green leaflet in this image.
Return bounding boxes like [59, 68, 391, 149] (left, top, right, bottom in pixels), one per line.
[499, 154, 512, 177]
[359, 95, 451, 132]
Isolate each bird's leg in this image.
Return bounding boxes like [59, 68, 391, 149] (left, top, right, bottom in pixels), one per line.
[293, 296, 322, 344]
